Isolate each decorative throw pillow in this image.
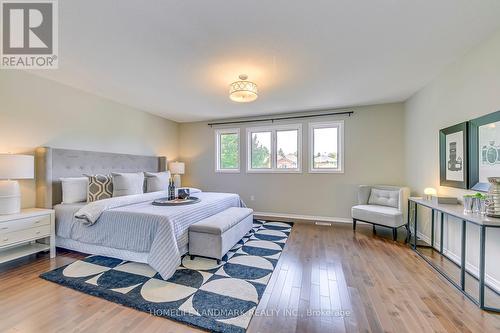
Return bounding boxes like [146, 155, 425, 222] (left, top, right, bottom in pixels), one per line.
[144, 171, 170, 192]
[368, 188, 399, 208]
[61, 177, 89, 204]
[86, 174, 113, 202]
[111, 172, 145, 197]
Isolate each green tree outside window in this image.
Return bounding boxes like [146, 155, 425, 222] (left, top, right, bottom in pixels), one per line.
[251, 134, 270, 168]
[220, 133, 239, 169]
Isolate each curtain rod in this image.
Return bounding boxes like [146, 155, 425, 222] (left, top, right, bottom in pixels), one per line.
[207, 110, 354, 127]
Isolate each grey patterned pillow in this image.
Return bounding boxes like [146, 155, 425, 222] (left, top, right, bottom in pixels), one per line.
[85, 174, 113, 202]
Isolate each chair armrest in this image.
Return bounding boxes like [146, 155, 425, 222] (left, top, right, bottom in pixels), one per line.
[357, 185, 372, 205]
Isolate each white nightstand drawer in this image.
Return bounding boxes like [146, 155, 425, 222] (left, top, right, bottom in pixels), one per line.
[0, 215, 50, 234]
[0, 225, 51, 247]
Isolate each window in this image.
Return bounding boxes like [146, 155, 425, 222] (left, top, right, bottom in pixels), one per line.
[215, 128, 240, 172]
[250, 131, 272, 169]
[247, 124, 301, 172]
[309, 121, 344, 173]
[276, 129, 299, 169]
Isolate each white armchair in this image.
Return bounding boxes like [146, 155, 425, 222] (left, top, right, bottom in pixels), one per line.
[351, 185, 410, 241]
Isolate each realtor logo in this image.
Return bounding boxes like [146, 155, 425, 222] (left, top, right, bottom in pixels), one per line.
[1, 0, 58, 69]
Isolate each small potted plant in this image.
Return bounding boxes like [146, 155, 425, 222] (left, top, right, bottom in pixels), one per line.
[472, 192, 488, 214]
[463, 194, 474, 213]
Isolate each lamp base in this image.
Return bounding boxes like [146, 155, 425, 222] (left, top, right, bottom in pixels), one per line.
[0, 180, 21, 215]
[173, 174, 182, 188]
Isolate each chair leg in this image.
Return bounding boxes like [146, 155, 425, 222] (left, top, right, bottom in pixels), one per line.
[393, 228, 397, 241]
[372, 225, 376, 234]
[353, 219, 357, 231]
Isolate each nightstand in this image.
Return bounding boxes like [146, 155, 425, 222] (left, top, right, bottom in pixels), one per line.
[0, 208, 55, 264]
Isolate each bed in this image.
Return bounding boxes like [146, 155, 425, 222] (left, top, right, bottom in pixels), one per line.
[35, 147, 243, 279]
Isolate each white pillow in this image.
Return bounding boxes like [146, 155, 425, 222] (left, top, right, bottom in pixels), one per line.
[144, 171, 170, 192]
[61, 177, 89, 204]
[111, 172, 145, 197]
[368, 188, 399, 208]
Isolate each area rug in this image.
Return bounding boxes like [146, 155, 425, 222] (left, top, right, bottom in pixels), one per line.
[40, 220, 292, 333]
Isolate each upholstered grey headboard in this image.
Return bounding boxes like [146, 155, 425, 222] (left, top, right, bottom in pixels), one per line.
[35, 147, 167, 208]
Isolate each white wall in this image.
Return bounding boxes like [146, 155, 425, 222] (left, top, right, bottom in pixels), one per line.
[179, 103, 406, 219]
[405, 29, 500, 292]
[0, 71, 179, 208]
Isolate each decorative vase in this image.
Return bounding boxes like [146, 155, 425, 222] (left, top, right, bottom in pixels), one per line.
[479, 199, 488, 215]
[472, 197, 481, 214]
[463, 196, 473, 214]
[486, 177, 500, 217]
[178, 188, 190, 200]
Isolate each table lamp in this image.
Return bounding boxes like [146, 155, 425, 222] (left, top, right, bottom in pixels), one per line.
[423, 187, 437, 201]
[169, 161, 185, 188]
[0, 154, 34, 215]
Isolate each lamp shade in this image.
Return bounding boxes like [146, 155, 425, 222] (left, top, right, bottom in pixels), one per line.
[0, 154, 34, 179]
[423, 187, 437, 196]
[169, 161, 185, 175]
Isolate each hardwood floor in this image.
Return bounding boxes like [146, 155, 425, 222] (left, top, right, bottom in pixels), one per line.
[0, 222, 499, 333]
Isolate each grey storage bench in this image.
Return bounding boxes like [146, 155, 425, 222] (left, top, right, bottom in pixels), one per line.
[189, 207, 253, 263]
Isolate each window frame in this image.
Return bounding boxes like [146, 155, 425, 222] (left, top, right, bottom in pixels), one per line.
[215, 128, 241, 173]
[309, 121, 344, 174]
[246, 123, 302, 173]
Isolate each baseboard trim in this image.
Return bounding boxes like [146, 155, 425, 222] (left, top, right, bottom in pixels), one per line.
[253, 211, 353, 224]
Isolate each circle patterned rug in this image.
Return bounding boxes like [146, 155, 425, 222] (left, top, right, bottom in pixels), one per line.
[40, 219, 292, 333]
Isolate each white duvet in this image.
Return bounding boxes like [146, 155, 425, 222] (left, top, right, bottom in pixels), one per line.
[75, 187, 202, 225]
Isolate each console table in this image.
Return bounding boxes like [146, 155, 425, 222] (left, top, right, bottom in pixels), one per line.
[408, 197, 500, 312]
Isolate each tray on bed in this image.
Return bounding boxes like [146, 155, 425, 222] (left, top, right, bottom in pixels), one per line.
[152, 196, 200, 206]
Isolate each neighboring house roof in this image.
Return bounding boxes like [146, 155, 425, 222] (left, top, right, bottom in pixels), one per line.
[285, 154, 298, 163]
[277, 154, 297, 167]
[314, 154, 335, 163]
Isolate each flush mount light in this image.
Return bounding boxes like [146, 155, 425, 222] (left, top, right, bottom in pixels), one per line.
[229, 74, 258, 103]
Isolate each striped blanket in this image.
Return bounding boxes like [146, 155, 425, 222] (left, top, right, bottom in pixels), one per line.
[63, 192, 244, 279]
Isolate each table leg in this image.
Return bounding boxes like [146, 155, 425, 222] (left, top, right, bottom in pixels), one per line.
[460, 220, 466, 291]
[50, 212, 56, 259]
[479, 226, 486, 308]
[431, 209, 435, 248]
[406, 199, 411, 243]
[413, 202, 418, 249]
[440, 212, 444, 254]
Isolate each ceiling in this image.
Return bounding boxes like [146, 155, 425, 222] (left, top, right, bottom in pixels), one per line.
[32, 0, 500, 122]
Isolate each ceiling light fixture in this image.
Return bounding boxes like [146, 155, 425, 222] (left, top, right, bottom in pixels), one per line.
[229, 74, 258, 103]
